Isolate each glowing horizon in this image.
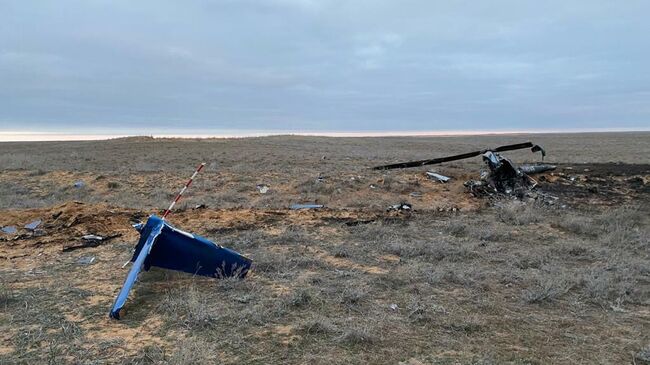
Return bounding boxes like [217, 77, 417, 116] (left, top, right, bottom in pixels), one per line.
[1, 127, 647, 142]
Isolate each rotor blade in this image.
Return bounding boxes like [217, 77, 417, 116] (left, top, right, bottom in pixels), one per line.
[372, 141, 535, 170]
[492, 141, 534, 153]
[373, 150, 482, 170]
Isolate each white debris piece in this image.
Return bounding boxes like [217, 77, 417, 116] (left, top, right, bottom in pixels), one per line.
[426, 171, 451, 183]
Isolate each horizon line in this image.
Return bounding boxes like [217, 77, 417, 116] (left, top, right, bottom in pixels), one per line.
[1, 127, 648, 142]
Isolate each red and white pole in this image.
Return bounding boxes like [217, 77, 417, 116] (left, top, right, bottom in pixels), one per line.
[161, 162, 206, 220]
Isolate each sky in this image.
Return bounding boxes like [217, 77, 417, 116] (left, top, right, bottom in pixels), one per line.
[1, 0, 649, 136]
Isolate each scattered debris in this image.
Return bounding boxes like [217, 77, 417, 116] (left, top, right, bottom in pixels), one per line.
[24, 219, 42, 231]
[110, 215, 252, 319]
[389, 303, 399, 311]
[374, 141, 556, 200]
[77, 256, 96, 265]
[388, 202, 412, 212]
[73, 180, 85, 188]
[256, 184, 270, 194]
[409, 192, 423, 198]
[82, 234, 104, 241]
[465, 152, 556, 199]
[63, 233, 122, 252]
[369, 184, 378, 189]
[518, 164, 557, 175]
[426, 171, 451, 182]
[1, 226, 17, 235]
[193, 204, 206, 210]
[374, 141, 546, 170]
[290, 203, 324, 210]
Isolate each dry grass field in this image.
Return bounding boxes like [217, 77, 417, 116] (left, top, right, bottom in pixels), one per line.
[1, 132, 649, 364]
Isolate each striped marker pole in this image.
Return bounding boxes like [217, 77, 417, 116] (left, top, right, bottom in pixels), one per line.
[161, 162, 206, 220]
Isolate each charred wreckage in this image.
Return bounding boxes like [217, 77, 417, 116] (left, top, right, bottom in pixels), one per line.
[373, 142, 557, 200]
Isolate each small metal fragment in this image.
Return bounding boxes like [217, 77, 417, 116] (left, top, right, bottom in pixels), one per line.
[387, 202, 412, 212]
[1, 226, 17, 235]
[426, 171, 451, 182]
[290, 204, 324, 210]
[24, 220, 42, 231]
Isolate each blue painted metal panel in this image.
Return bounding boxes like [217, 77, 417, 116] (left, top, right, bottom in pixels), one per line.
[109, 218, 163, 319]
[109, 215, 252, 319]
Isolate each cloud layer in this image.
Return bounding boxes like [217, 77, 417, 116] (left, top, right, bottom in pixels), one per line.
[1, 1, 649, 133]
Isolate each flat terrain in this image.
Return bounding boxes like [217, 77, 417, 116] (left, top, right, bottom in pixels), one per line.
[1, 132, 649, 364]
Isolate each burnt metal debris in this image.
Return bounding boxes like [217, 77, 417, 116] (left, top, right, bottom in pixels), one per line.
[373, 142, 556, 199]
[387, 202, 413, 212]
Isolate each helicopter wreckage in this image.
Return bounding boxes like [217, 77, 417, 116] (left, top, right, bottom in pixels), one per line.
[373, 142, 557, 200]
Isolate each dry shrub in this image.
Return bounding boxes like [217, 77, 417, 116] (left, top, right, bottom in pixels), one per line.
[299, 317, 338, 335]
[523, 269, 575, 304]
[338, 325, 377, 346]
[383, 239, 478, 263]
[340, 285, 368, 307]
[444, 220, 468, 237]
[555, 213, 597, 237]
[287, 287, 318, 308]
[380, 174, 420, 194]
[405, 295, 447, 324]
[580, 267, 638, 307]
[467, 224, 512, 242]
[495, 201, 540, 225]
[158, 285, 219, 329]
[635, 345, 650, 365]
[597, 206, 648, 248]
[442, 315, 485, 334]
[296, 178, 335, 195]
[168, 338, 219, 364]
[0, 281, 11, 307]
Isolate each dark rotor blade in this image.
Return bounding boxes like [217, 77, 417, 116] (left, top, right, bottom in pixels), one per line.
[492, 141, 534, 153]
[373, 150, 481, 170]
[372, 141, 535, 170]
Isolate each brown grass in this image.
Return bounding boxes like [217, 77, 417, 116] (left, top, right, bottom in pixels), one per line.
[0, 133, 649, 364]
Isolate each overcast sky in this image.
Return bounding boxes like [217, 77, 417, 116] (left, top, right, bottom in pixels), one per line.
[1, 0, 649, 134]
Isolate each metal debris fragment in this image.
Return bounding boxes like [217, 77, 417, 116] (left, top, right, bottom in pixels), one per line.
[426, 171, 451, 182]
[518, 164, 557, 175]
[256, 184, 270, 194]
[110, 215, 251, 319]
[77, 256, 96, 265]
[290, 203, 324, 210]
[387, 202, 412, 212]
[1, 226, 17, 235]
[74, 180, 85, 188]
[63, 233, 122, 252]
[24, 219, 42, 231]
